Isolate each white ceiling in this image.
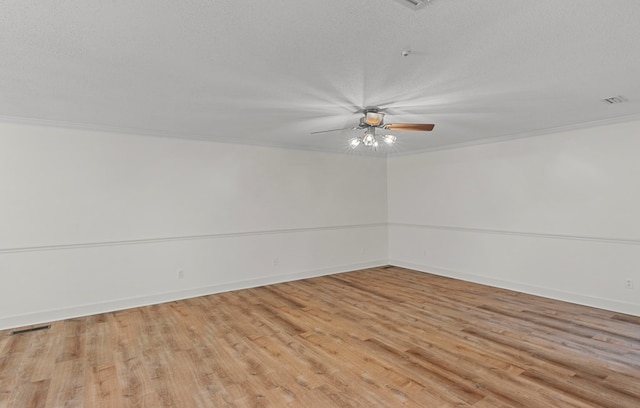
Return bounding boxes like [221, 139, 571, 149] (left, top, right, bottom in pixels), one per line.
[2, 0, 640, 154]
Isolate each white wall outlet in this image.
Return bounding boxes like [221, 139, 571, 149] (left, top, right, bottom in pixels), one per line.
[625, 279, 633, 289]
[273, 257, 279, 266]
[178, 269, 184, 279]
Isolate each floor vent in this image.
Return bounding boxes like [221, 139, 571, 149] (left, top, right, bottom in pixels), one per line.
[381, 265, 394, 269]
[11, 325, 51, 335]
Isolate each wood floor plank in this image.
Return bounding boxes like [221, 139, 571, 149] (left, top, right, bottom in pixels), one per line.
[56, 319, 86, 364]
[44, 359, 85, 408]
[7, 378, 49, 408]
[1, 266, 639, 407]
[0, 376, 18, 407]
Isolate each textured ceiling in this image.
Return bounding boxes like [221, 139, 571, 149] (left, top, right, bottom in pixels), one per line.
[1, 0, 640, 154]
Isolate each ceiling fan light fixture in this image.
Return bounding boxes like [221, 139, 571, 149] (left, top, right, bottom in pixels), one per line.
[362, 131, 376, 146]
[348, 132, 397, 151]
[313, 105, 433, 151]
[349, 137, 361, 148]
[383, 134, 397, 145]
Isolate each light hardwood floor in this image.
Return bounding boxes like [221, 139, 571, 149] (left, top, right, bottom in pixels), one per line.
[1, 266, 639, 407]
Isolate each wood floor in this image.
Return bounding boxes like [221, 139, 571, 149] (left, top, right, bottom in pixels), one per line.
[1, 266, 639, 407]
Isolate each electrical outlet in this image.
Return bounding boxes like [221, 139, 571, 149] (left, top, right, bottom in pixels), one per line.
[625, 279, 634, 289]
[273, 257, 279, 266]
[178, 269, 184, 279]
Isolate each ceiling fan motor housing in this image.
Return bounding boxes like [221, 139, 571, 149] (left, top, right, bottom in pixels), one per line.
[362, 108, 385, 127]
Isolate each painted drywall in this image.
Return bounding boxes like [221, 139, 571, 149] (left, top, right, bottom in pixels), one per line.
[4, 117, 640, 330]
[0, 122, 388, 329]
[388, 119, 640, 316]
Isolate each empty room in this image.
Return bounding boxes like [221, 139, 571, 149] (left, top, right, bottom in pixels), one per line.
[1, 1, 639, 407]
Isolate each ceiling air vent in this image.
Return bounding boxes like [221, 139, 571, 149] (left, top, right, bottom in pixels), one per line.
[394, 0, 431, 10]
[601, 95, 628, 104]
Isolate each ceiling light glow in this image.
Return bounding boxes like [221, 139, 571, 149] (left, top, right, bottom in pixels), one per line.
[348, 128, 397, 151]
[362, 132, 376, 146]
[383, 134, 397, 145]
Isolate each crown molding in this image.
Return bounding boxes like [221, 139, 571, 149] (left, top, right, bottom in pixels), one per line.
[3, 112, 640, 158]
[0, 114, 359, 156]
[387, 112, 640, 157]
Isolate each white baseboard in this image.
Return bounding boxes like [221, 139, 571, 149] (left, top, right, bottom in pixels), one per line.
[389, 260, 640, 317]
[7, 258, 635, 330]
[0, 260, 387, 330]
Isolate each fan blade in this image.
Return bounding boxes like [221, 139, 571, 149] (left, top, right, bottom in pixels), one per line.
[384, 123, 435, 131]
[310, 127, 355, 135]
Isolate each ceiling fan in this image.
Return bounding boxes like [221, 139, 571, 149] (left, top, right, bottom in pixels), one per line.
[311, 107, 435, 150]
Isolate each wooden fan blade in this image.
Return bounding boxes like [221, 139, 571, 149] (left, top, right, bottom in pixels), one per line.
[310, 127, 354, 135]
[384, 123, 435, 131]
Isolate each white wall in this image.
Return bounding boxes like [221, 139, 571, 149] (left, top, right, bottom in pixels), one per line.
[388, 120, 640, 316]
[0, 122, 388, 329]
[4, 118, 640, 330]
